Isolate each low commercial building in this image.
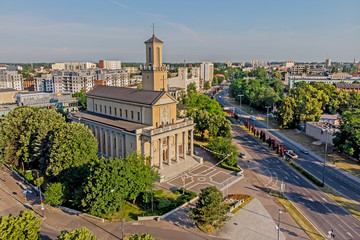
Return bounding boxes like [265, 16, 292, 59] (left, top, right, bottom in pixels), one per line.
[305, 122, 339, 146]
[0, 88, 26, 104]
[334, 83, 360, 93]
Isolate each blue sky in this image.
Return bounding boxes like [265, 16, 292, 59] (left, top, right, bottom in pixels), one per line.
[0, 0, 359, 63]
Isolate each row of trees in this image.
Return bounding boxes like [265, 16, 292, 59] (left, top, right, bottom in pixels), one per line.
[277, 82, 360, 128]
[229, 67, 284, 111]
[0, 107, 158, 216]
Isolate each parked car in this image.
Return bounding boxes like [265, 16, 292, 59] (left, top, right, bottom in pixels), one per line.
[285, 150, 298, 159]
[239, 153, 246, 158]
[300, 148, 309, 154]
[250, 115, 256, 121]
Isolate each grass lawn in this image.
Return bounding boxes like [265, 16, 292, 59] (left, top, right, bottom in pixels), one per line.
[320, 186, 360, 220]
[271, 191, 325, 240]
[230, 195, 254, 214]
[103, 189, 197, 221]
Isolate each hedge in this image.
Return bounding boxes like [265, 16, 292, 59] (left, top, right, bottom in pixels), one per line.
[289, 160, 324, 187]
[220, 162, 242, 172]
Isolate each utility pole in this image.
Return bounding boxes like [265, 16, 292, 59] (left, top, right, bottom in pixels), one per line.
[322, 129, 328, 186]
[238, 94, 243, 117]
[277, 209, 282, 240]
[265, 106, 271, 129]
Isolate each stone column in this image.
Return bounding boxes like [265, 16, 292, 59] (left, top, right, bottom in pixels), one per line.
[150, 140, 154, 166]
[122, 134, 126, 158]
[159, 138, 163, 169]
[175, 133, 179, 162]
[104, 129, 109, 156]
[116, 132, 120, 158]
[141, 138, 145, 156]
[167, 136, 171, 166]
[110, 131, 114, 157]
[182, 131, 187, 162]
[99, 127, 104, 154]
[190, 130, 194, 156]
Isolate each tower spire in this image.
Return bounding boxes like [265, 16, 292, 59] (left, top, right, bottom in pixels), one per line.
[152, 22, 155, 36]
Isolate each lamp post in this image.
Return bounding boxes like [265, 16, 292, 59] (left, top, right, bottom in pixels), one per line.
[27, 169, 43, 215]
[322, 129, 328, 186]
[277, 209, 282, 240]
[265, 106, 271, 129]
[111, 188, 124, 239]
[238, 94, 244, 117]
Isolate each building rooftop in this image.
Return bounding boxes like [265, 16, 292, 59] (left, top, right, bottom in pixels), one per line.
[144, 34, 163, 44]
[86, 85, 166, 106]
[70, 111, 150, 133]
[334, 83, 360, 89]
[0, 88, 18, 93]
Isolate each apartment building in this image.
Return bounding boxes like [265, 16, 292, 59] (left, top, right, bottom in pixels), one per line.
[200, 61, 214, 87]
[99, 60, 122, 70]
[96, 69, 129, 87]
[52, 70, 97, 93]
[0, 71, 23, 90]
[34, 74, 53, 92]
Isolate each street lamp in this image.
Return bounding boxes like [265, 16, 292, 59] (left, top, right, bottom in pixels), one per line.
[322, 129, 329, 186]
[277, 209, 282, 240]
[111, 188, 124, 239]
[265, 106, 271, 129]
[238, 94, 244, 118]
[27, 169, 44, 216]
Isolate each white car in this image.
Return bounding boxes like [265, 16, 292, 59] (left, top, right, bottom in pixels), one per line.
[250, 115, 256, 121]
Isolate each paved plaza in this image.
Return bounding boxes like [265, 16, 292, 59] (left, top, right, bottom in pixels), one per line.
[158, 147, 243, 194]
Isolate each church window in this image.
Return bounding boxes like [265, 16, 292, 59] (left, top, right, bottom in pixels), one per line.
[115, 108, 117, 116]
[100, 105, 102, 112]
[148, 47, 152, 65]
[104, 106, 107, 114]
[131, 111, 134, 119]
[109, 107, 112, 115]
[137, 112, 140, 121]
[120, 108, 122, 117]
[125, 110, 128, 118]
[157, 47, 160, 67]
[95, 104, 97, 112]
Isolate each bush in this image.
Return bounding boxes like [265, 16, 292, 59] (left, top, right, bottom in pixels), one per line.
[128, 233, 155, 240]
[24, 171, 34, 182]
[220, 162, 242, 172]
[289, 161, 324, 187]
[44, 182, 65, 205]
[57, 227, 97, 240]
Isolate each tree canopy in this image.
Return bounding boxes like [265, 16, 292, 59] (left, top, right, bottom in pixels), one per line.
[0, 210, 42, 240]
[57, 227, 97, 240]
[188, 186, 228, 228]
[82, 153, 158, 216]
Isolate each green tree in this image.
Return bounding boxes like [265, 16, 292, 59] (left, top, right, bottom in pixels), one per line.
[128, 233, 156, 240]
[188, 186, 228, 228]
[72, 90, 87, 110]
[44, 182, 65, 205]
[57, 227, 97, 240]
[82, 153, 158, 216]
[204, 81, 211, 90]
[0, 210, 42, 240]
[137, 83, 142, 89]
[187, 82, 197, 93]
[333, 109, 360, 159]
[45, 122, 98, 177]
[208, 137, 238, 166]
[331, 66, 338, 73]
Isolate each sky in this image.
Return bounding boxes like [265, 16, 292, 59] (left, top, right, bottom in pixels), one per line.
[0, 0, 359, 63]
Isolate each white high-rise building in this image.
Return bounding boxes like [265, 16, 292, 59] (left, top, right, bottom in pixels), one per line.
[99, 60, 122, 70]
[200, 62, 214, 86]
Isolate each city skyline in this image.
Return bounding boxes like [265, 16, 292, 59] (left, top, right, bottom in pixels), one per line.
[0, 0, 359, 63]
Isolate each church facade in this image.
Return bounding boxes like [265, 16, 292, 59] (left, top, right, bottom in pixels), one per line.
[69, 34, 199, 171]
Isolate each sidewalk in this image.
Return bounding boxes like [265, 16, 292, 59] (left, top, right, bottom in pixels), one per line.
[0, 165, 221, 240]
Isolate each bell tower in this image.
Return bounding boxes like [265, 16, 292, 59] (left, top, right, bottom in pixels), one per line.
[142, 28, 168, 91]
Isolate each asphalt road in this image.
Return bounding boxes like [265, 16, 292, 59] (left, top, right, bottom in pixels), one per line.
[230, 117, 360, 240]
[216, 85, 360, 203]
[213, 84, 360, 239]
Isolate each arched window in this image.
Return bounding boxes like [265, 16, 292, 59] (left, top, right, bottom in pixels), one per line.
[148, 47, 152, 66]
[157, 47, 160, 67]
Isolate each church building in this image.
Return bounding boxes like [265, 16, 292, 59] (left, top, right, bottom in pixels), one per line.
[69, 33, 202, 178]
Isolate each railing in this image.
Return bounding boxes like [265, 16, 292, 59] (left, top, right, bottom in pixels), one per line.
[143, 118, 193, 136]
